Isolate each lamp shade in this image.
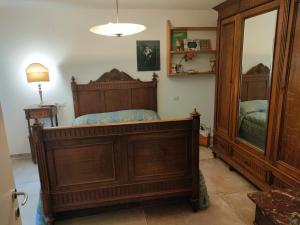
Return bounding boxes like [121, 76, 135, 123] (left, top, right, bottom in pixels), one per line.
[26, 63, 49, 83]
[90, 23, 146, 37]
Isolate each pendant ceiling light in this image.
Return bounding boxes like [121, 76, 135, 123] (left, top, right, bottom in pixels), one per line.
[90, 0, 146, 37]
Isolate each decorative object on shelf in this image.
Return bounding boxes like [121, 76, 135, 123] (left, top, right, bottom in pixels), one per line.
[90, 0, 146, 37]
[175, 51, 195, 73]
[186, 51, 195, 60]
[184, 39, 201, 51]
[26, 63, 49, 105]
[199, 39, 212, 50]
[171, 64, 177, 74]
[172, 31, 187, 51]
[167, 20, 217, 76]
[176, 64, 184, 73]
[209, 59, 216, 73]
[137, 40, 160, 71]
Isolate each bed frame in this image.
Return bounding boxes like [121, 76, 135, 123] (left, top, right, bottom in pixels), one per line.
[32, 69, 200, 225]
[240, 63, 271, 101]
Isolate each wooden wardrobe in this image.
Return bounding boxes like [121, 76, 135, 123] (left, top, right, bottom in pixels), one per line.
[213, 0, 300, 189]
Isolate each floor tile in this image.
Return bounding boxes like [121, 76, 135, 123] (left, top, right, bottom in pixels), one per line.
[183, 194, 248, 225]
[221, 191, 256, 225]
[200, 159, 257, 195]
[12, 157, 39, 185]
[56, 208, 147, 225]
[199, 147, 214, 160]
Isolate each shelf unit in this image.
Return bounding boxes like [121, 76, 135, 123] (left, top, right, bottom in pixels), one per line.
[166, 20, 217, 77]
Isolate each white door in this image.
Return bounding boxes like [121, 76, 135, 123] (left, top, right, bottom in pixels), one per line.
[0, 103, 24, 225]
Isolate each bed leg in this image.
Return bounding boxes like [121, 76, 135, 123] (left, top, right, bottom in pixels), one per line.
[191, 199, 199, 212]
[45, 216, 55, 225]
[229, 165, 236, 171]
[212, 152, 217, 158]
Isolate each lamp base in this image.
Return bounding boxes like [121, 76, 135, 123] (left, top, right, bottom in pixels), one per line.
[38, 84, 44, 105]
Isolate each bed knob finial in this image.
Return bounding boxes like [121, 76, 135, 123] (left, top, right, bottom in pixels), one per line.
[191, 108, 201, 117]
[152, 72, 158, 82]
[71, 76, 76, 83]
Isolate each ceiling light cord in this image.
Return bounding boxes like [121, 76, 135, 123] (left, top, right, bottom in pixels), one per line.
[116, 0, 119, 23]
[89, 0, 146, 37]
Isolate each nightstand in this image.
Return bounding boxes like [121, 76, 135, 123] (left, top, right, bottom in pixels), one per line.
[24, 105, 58, 163]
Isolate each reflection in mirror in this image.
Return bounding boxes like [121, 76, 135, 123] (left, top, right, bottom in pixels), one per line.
[238, 10, 278, 151]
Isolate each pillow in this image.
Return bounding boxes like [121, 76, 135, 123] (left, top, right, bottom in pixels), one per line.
[239, 100, 268, 117]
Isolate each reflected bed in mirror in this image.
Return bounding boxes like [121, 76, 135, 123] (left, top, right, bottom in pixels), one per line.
[238, 64, 270, 149]
[237, 10, 278, 152]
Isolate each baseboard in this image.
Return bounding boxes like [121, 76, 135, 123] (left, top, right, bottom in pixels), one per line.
[10, 153, 32, 159]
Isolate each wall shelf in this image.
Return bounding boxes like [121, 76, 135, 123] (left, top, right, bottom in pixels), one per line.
[169, 71, 215, 76]
[170, 50, 216, 55]
[166, 20, 217, 77]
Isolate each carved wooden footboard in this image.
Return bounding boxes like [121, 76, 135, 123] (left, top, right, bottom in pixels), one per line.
[32, 111, 200, 224]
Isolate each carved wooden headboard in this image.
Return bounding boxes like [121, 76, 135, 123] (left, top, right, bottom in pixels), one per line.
[241, 63, 270, 101]
[71, 69, 158, 118]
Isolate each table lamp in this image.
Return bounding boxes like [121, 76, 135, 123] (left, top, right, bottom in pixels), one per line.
[26, 63, 49, 105]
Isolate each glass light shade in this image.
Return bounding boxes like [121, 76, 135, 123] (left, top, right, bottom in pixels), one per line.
[90, 23, 146, 37]
[26, 63, 49, 83]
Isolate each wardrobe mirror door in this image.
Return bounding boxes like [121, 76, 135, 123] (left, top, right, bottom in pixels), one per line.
[237, 10, 278, 152]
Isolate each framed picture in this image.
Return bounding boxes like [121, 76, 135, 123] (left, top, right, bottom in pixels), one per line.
[184, 39, 201, 51]
[137, 40, 161, 71]
[199, 39, 212, 50]
[171, 31, 187, 51]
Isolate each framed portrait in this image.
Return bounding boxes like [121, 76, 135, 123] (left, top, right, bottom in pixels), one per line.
[136, 40, 160, 71]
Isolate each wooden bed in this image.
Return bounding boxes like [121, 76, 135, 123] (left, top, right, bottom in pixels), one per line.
[240, 63, 270, 101]
[32, 69, 201, 225]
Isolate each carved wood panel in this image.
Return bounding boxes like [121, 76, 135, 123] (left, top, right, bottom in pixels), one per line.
[78, 91, 105, 115]
[127, 132, 191, 181]
[241, 74, 270, 101]
[279, 1, 300, 171]
[72, 69, 158, 117]
[231, 148, 267, 181]
[216, 17, 236, 137]
[104, 89, 132, 112]
[47, 139, 121, 190]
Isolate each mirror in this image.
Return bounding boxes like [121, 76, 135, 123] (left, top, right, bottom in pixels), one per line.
[237, 10, 278, 151]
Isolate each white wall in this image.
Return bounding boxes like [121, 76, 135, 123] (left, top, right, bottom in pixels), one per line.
[0, 6, 217, 155]
[242, 10, 277, 73]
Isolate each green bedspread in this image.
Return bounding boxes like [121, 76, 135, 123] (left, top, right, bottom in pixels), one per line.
[239, 100, 268, 149]
[73, 109, 160, 125]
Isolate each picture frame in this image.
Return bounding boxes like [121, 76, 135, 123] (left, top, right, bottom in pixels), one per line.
[137, 40, 161, 71]
[184, 39, 201, 51]
[171, 31, 187, 51]
[199, 39, 212, 50]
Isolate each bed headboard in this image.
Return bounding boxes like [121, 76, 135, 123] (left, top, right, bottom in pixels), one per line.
[71, 69, 158, 118]
[241, 63, 270, 101]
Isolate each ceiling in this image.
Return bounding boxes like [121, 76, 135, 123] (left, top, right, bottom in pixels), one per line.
[0, 0, 224, 10]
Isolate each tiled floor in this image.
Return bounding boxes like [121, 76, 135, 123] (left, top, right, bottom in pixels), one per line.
[11, 147, 258, 225]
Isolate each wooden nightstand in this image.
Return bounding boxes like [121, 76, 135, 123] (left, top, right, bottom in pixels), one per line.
[24, 105, 58, 163]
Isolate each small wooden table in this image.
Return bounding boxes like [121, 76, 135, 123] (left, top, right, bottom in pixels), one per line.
[24, 105, 58, 163]
[248, 189, 300, 225]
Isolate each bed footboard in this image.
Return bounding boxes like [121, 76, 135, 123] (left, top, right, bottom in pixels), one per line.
[32, 110, 200, 225]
